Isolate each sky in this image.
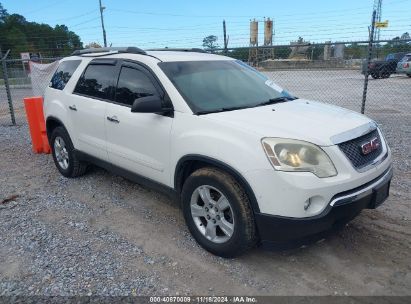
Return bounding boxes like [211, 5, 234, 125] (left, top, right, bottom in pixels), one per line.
[2, 0, 410, 48]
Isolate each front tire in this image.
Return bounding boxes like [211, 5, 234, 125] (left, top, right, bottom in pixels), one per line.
[50, 126, 87, 178]
[380, 71, 391, 79]
[181, 167, 258, 258]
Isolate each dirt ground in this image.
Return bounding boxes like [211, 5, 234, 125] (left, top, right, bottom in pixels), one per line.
[1, 69, 410, 296]
[0, 124, 410, 296]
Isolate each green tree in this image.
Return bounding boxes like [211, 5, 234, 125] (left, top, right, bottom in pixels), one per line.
[227, 48, 248, 61]
[202, 35, 219, 50]
[0, 2, 83, 57]
[5, 27, 28, 54]
[345, 43, 367, 59]
[85, 42, 102, 48]
[273, 46, 292, 59]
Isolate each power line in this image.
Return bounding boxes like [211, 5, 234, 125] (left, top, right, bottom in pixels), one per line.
[69, 17, 101, 28]
[20, 0, 63, 15]
[107, 3, 409, 20]
[47, 10, 97, 23]
[109, 8, 266, 18]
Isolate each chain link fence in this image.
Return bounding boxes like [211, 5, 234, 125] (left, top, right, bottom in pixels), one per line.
[0, 56, 60, 126]
[219, 40, 411, 155]
[1, 41, 410, 157]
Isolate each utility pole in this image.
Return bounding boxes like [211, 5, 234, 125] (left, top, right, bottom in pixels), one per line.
[361, 10, 377, 114]
[223, 20, 228, 53]
[373, 0, 383, 42]
[99, 0, 107, 47]
[373, 0, 383, 58]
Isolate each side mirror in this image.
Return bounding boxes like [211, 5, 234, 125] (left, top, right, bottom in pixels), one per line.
[131, 95, 173, 115]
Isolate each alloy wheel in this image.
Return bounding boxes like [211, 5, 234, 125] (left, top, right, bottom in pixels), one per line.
[190, 185, 235, 244]
[54, 136, 69, 170]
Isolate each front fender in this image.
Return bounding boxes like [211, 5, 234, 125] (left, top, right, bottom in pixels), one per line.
[169, 112, 271, 202]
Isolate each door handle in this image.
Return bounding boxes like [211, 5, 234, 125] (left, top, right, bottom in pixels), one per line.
[107, 115, 120, 123]
[68, 105, 77, 111]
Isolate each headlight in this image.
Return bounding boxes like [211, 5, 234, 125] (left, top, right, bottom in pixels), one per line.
[261, 138, 337, 178]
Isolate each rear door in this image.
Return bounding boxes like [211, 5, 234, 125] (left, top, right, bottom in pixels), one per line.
[105, 61, 173, 185]
[70, 59, 119, 161]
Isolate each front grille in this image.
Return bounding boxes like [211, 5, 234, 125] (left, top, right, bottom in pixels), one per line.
[338, 129, 383, 169]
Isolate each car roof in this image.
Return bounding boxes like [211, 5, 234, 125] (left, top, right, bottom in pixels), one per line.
[146, 51, 233, 62]
[65, 50, 234, 63]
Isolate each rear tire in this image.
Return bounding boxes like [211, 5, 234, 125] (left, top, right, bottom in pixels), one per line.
[407, 74, 411, 78]
[370, 72, 379, 79]
[50, 126, 87, 178]
[181, 167, 258, 258]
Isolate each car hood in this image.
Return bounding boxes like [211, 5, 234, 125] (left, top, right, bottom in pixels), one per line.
[201, 99, 375, 146]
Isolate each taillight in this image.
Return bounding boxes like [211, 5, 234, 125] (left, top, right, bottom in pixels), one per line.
[404, 63, 409, 68]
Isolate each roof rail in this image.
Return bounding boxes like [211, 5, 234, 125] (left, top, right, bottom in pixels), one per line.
[71, 47, 146, 56]
[146, 48, 207, 53]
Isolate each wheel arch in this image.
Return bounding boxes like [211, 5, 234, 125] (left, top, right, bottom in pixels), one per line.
[46, 116, 65, 140]
[174, 154, 260, 214]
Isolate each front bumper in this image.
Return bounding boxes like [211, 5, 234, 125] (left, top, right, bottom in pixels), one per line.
[255, 166, 392, 246]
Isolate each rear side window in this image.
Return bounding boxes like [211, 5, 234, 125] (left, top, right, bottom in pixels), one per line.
[50, 60, 81, 90]
[74, 64, 117, 100]
[386, 54, 394, 60]
[115, 67, 158, 106]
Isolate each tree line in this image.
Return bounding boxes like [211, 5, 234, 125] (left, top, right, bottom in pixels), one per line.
[0, 2, 82, 58]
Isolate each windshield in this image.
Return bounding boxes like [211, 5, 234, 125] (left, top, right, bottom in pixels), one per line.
[158, 60, 294, 114]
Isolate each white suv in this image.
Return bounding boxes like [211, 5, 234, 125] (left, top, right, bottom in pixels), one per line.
[44, 47, 392, 257]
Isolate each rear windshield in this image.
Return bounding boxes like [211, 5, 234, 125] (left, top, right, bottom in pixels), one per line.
[50, 60, 81, 90]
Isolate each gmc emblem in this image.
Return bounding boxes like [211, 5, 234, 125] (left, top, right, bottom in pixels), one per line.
[360, 137, 380, 155]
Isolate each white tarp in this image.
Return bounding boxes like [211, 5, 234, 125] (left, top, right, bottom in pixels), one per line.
[29, 61, 59, 97]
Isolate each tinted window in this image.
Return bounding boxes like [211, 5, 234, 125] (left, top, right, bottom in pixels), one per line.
[74, 64, 117, 100]
[115, 67, 158, 106]
[386, 54, 394, 60]
[50, 60, 81, 90]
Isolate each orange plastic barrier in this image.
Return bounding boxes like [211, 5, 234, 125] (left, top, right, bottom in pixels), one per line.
[23, 97, 51, 154]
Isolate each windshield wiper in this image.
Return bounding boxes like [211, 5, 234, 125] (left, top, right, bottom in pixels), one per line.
[196, 105, 252, 115]
[255, 96, 297, 107]
[196, 96, 297, 115]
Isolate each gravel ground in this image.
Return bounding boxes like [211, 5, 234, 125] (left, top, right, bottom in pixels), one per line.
[0, 124, 410, 296]
[0, 69, 410, 296]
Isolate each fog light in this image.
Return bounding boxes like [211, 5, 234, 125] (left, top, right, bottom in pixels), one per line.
[304, 198, 312, 211]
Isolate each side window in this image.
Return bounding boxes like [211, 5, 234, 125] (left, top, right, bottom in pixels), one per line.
[386, 54, 394, 60]
[50, 60, 81, 90]
[115, 67, 158, 106]
[74, 64, 117, 100]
